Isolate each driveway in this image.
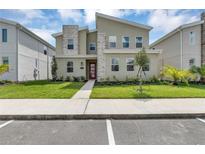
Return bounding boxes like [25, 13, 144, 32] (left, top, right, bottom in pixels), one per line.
[0, 118, 205, 145]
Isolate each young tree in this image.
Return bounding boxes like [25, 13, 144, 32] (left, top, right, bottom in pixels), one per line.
[51, 56, 58, 81]
[135, 47, 150, 93]
[0, 64, 9, 76]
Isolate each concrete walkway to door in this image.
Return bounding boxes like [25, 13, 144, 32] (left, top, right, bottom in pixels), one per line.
[72, 80, 95, 99]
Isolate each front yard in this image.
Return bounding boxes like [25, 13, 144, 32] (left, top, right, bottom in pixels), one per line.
[0, 80, 84, 99]
[91, 84, 205, 99]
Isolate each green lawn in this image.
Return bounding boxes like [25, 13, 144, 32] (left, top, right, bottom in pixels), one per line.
[91, 84, 205, 98]
[0, 80, 84, 99]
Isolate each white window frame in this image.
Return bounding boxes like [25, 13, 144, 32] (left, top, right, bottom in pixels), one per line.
[136, 37, 143, 48]
[67, 39, 74, 49]
[189, 31, 196, 45]
[126, 58, 134, 71]
[89, 42, 96, 51]
[122, 36, 129, 48]
[111, 57, 119, 72]
[109, 36, 117, 48]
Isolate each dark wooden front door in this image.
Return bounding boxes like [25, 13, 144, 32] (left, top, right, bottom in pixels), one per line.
[89, 62, 96, 79]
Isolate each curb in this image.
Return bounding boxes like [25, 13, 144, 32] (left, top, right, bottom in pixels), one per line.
[0, 113, 205, 120]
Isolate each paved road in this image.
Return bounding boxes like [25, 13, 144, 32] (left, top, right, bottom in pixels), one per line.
[0, 118, 205, 145]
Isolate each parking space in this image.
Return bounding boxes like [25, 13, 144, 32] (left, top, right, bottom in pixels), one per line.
[112, 119, 205, 145]
[0, 118, 205, 145]
[0, 120, 108, 145]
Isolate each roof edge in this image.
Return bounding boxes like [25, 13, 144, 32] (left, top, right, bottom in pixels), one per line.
[0, 18, 55, 50]
[96, 12, 153, 30]
[150, 20, 204, 47]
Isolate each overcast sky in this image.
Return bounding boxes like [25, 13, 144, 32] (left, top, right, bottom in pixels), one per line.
[0, 9, 204, 46]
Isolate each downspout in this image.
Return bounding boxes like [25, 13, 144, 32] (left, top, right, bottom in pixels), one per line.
[180, 29, 183, 70]
[16, 27, 19, 82]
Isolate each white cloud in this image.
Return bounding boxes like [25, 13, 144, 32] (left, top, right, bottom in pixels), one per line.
[84, 9, 134, 24]
[148, 10, 199, 33]
[16, 9, 45, 19]
[57, 9, 83, 22]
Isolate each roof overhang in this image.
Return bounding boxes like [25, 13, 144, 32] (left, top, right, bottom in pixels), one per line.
[0, 18, 55, 50]
[103, 48, 162, 54]
[150, 20, 204, 48]
[96, 12, 153, 31]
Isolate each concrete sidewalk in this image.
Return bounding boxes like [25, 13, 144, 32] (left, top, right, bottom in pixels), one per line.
[0, 98, 205, 119]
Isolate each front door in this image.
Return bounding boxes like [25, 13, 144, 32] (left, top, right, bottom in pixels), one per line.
[89, 62, 96, 79]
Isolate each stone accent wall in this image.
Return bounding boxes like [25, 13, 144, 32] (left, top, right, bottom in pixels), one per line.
[201, 13, 205, 65]
[63, 25, 79, 56]
[97, 33, 106, 81]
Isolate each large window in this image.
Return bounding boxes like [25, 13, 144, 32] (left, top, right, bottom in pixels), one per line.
[67, 61, 73, 72]
[2, 57, 9, 64]
[89, 42, 96, 51]
[136, 37, 143, 48]
[126, 58, 134, 71]
[2, 29, 7, 42]
[111, 58, 119, 71]
[67, 39, 74, 49]
[122, 37, 129, 48]
[189, 31, 195, 45]
[109, 36, 116, 48]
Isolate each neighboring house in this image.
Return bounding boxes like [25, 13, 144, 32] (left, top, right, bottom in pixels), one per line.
[0, 18, 55, 81]
[52, 13, 162, 81]
[150, 13, 205, 70]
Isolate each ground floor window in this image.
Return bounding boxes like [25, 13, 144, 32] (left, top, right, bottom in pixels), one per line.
[189, 58, 195, 66]
[111, 58, 119, 71]
[142, 64, 150, 71]
[2, 56, 9, 65]
[67, 61, 73, 72]
[126, 58, 134, 71]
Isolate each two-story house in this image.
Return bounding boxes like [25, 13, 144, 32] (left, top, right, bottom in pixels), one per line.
[150, 12, 205, 70]
[0, 18, 55, 81]
[52, 13, 162, 81]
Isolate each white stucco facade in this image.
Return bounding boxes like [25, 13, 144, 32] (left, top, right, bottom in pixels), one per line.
[0, 18, 55, 81]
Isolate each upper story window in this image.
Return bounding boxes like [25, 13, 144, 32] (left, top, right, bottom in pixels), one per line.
[122, 37, 129, 48]
[2, 57, 9, 65]
[111, 58, 119, 71]
[89, 42, 96, 51]
[2, 29, 7, 42]
[109, 36, 116, 48]
[189, 31, 195, 45]
[136, 37, 143, 48]
[67, 39, 74, 49]
[67, 61, 73, 72]
[126, 58, 134, 71]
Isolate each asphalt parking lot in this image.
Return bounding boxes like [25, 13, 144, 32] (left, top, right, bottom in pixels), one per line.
[0, 118, 205, 145]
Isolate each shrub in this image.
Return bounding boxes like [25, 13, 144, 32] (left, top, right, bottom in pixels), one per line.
[162, 65, 193, 85]
[65, 76, 73, 82]
[80, 76, 85, 81]
[73, 76, 81, 82]
[59, 75, 64, 81]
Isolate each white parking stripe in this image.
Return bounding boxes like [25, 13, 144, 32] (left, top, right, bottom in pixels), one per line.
[106, 119, 115, 145]
[196, 118, 205, 123]
[0, 120, 14, 129]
